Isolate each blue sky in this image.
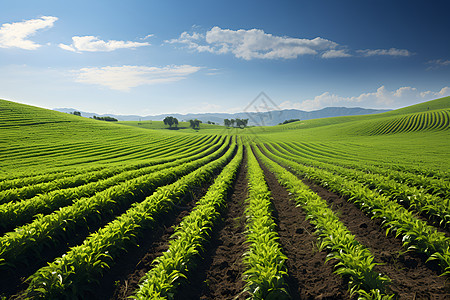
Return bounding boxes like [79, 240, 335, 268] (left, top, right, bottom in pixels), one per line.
[0, 0, 449, 115]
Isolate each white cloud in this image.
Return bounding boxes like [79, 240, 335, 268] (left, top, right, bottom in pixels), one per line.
[141, 34, 154, 40]
[279, 86, 450, 111]
[59, 36, 150, 52]
[426, 59, 450, 70]
[357, 48, 412, 57]
[167, 26, 340, 60]
[0, 16, 58, 50]
[73, 65, 201, 91]
[321, 49, 352, 58]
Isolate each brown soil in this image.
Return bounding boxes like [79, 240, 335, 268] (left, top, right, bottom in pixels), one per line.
[258, 158, 351, 300]
[178, 148, 249, 300]
[302, 177, 450, 299]
[97, 184, 210, 300]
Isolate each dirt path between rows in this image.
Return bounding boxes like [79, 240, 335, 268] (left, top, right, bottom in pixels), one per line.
[258, 158, 350, 300]
[89, 182, 212, 300]
[178, 148, 249, 300]
[302, 177, 450, 299]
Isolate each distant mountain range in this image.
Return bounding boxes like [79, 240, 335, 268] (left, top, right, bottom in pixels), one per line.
[53, 107, 391, 126]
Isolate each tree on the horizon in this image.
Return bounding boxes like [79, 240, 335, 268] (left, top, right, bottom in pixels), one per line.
[189, 119, 201, 129]
[224, 119, 231, 127]
[163, 116, 178, 128]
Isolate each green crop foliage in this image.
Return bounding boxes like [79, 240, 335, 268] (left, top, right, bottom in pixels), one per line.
[133, 143, 243, 299]
[242, 147, 289, 299]
[253, 144, 393, 299]
[259, 143, 450, 277]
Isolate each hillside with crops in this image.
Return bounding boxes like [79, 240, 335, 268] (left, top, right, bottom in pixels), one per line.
[0, 96, 449, 299]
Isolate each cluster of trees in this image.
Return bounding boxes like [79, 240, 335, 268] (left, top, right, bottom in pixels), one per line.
[92, 115, 118, 122]
[189, 119, 201, 129]
[278, 118, 300, 125]
[224, 118, 249, 128]
[70, 111, 81, 116]
[163, 116, 179, 128]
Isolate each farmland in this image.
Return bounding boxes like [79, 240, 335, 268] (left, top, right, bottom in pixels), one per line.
[0, 97, 449, 299]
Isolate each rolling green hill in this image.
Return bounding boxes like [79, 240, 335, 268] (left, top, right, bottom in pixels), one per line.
[1, 96, 449, 175]
[0, 96, 449, 299]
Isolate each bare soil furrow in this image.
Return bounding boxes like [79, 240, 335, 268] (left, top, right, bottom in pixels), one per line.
[93, 183, 211, 300]
[258, 159, 350, 300]
[302, 177, 450, 299]
[181, 149, 248, 300]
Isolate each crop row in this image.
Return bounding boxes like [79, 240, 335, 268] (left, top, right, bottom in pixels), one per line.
[0, 138, 231, 271]
[0, 135, 219, 203]
[259, 144, 450, 276]
[243, 147, 289, 299]
[133, 143, 242, 299]
[282, 140, 450, 181]
[0, 136, 226, 233]
[0, 134, 212, 188]
[363, 110, 449, 136]
[279, 142, 450, 199]
[24, 140, 240, 299]
[270, 143, 450, 227]
[253, 145, 393, 299]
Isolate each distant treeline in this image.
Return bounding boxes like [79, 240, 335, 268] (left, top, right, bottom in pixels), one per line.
[92, 115, 118, 122]
[279, 118, 300, 125]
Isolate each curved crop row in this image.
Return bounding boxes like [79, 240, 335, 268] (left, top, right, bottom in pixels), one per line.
[259, 144, 450, 276]
[0, 138, 232, 271]
[22, 142, 240, 299]
[133, 144, 242, 300]
[0, 135, 219, 203]
[243, 147, 289, 299]
[362, 110, 449, 136]
[0, 136, 226, 232]
[280, 142, 450, 199]
[271, 143, 450, 227]
[253, 145, 392, 299]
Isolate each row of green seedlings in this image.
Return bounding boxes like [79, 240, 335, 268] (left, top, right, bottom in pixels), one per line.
[271, 142, 450, 227]
[0, 135, 218, 203]
[24, 141, 241, 299]
[259, 144, 450, 277]
[280, 141, 450, 199]
[3, 125, 191, 163]
[0, 133, 210, 191]
[253, 145, 394, 299]
[0, 138, 232, 272]
[286, 139, 450, 182]
[366, 110, 449, 135]
[0, 136, 226, 233]
[243, 147, 289, 299]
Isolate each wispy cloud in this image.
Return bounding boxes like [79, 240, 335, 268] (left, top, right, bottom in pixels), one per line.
[59, 36, 150, 52]
[357, 48, 412, 57]
[321, 49, 352, 58]
[426, 59, 450, 70]
[73, 65, 201, 91]
[167, 27, 342, 60]
[0, 16, 57, 50]
[279, 86, 450, 111]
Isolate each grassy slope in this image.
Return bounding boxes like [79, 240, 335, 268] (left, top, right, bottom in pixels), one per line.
[1, 96, 448, 175]
[0, 99, 205, 175]
[117, 120, 222, 131]
[251, 96, 450, 172]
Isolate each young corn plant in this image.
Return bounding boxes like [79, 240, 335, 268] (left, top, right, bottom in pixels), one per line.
[260, 143, 450, 277]
[242, 147, 290, 300]
[133, 144, 243, 299]
[0, 138, 232, 273]
[22, 142, 239, 299]
[253, 144, 394, 299]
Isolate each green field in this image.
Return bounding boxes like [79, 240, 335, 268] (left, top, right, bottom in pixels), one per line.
[0, 97, 449, 299]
